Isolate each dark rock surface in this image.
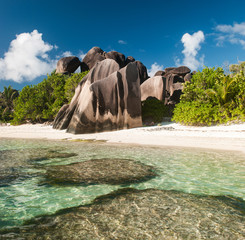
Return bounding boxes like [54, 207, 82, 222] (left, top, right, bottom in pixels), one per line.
[125, 56, 135, 65]
[56, 56, 81, 74]
[105, 51, 126, 68]
[54, 60, 142, 134]
[82, 46, 106, 70]
[165, 66, 191, 76]
[45, 158, 157, 185]
[2, 188, 244, 239]
[135, 60, 149, 84]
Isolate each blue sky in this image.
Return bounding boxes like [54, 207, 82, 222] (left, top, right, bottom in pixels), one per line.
[1, 0, 245, 91]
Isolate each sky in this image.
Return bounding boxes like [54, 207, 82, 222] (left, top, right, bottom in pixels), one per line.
[0, 0, 245, 91]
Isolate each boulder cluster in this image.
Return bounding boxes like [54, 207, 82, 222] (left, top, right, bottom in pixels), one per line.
[141, 66, 192, 105]
[54, 47, 193, 134]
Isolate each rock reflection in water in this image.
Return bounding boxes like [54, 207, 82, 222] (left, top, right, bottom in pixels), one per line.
[45, 158, 158, 185]
[1, 188, 244, 239]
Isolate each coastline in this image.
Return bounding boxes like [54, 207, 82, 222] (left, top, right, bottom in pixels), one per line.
[0, 122, 245, 154]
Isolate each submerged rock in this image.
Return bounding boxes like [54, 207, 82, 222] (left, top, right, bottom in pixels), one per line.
[2, 188, 245, 239]
[45, 158, 157, 185]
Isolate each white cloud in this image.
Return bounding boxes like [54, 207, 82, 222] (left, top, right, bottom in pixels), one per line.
[216, 22, 245, 49]
[147, 62, 164, 77]
[216, 22, 245, 36]
[62, 51, 73, 57]
[0, 30, 56, 83]
[79, 51, 86, 60]
[118, 40, 127, 45]
[176, 30, 205, 70]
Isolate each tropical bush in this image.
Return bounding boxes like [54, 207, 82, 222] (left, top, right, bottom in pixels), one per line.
[0, 86, 19, 122]
[142, 97, 169, 124]
[13, 71, 88, 124]
[65, 71, 89, 102]
[172, 67, 245, 125]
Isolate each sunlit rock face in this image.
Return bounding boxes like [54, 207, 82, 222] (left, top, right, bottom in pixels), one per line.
[53, 59, 142, 134]
[55, 56, 81, 74]
[2, 188, 245, 239]
[141, 76, 165, 101]
[45, 158, 157, 185]
[141, 66, 191, 105]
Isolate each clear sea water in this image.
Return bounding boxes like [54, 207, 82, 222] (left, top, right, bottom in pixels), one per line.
[0, 138, 245, 230]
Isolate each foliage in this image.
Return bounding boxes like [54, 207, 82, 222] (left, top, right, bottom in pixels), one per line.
[13, 71, 88, 124]
[229, 61, 245, 74]
[0, 86, 19, 122]
[142, 97, 169, 124]
[172, 67, 245, 125]
[64, 71, 89, 102]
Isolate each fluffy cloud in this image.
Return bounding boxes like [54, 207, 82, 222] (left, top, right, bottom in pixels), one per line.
[118, 40, 127, 45]
[216, 22, 245, 48]
[176, 31, 205, 70]
[216, 22, 245, 36]
[148, 62, 163, 77]
[0, 30, 57, 83]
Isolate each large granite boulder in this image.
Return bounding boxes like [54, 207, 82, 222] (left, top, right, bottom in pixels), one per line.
[82, 47, 106, 70]
[105, 51, 126, 68]
[45, 158, 157, 185]
[53, 59, 120, 130]
[125, 56, 135, 65]
[54, 59, 142, 134]
[56, 56, 81, 74]
[164, 66, 191, 76]
[140, 76, 165, 101]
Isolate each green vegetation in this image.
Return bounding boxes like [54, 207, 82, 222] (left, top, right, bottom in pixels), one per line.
[142, 97, 170, 124]
[0, 86, 19, 122]
[12, 71, 88, 124]
[172, 67, 245, 125]
[229, 61, 245, 75]
[64, 72, 88, 102]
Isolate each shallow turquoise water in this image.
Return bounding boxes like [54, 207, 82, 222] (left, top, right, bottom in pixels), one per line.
[0, 138, 244, 229]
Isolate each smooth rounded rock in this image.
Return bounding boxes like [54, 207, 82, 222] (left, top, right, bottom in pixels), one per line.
[56, 56, 81, 74]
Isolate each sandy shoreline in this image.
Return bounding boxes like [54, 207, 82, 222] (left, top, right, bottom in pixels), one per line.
[0, 122, 245, 154]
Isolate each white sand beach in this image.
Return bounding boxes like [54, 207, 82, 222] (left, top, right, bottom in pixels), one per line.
[0, 123, 245, 154]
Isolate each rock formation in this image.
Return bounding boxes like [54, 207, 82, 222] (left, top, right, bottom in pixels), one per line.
[53, 59, 142, 134]
[56, 56, 81, 74]
[81, 47, 148, 83]
[141, 66, 191, 105]
[54, 46, 193, 133]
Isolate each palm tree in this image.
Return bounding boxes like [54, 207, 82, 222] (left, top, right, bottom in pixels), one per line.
[204, 76, 237, 106]
[0, 86, 19, 121]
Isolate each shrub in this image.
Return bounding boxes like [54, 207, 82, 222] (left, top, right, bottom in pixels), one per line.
[172, 67, 245, 125]
[64, 71, 89, 102]
[13, 71, 89, 124]
[142, 97, 169, 124]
